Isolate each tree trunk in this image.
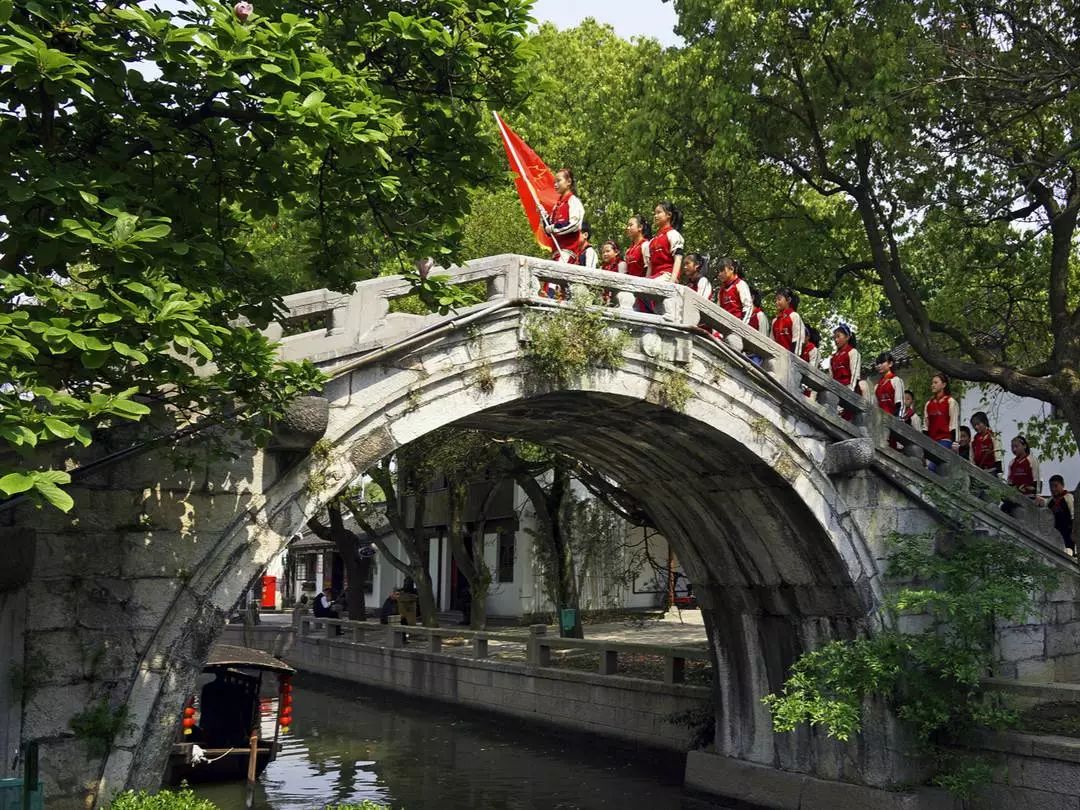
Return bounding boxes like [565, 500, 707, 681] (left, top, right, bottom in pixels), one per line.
[327, 502, 368, 620]
[447, 480, 489, 630]
[549, 465, 583, 638]
[307, 502, 368, 620]
[363, 463, 440, 627]
[1055, 391, 1080, 552]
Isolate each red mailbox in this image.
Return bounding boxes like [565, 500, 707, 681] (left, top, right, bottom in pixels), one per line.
[260, 575, 277, 608]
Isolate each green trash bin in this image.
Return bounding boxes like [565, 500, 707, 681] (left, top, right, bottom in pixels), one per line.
[559, 608, 578, 635]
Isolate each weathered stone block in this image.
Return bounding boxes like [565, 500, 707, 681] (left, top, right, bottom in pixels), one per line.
[1046, 622, 1080, 658]
[998, 626, 1046, 662]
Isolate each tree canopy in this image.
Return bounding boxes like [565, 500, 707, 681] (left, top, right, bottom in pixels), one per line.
[0, 0, 532, 508]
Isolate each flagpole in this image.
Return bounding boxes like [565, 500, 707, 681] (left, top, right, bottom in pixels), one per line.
[493, 112, 560, 255]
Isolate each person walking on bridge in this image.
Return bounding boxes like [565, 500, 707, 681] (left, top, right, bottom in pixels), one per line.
[771, 287, 805, 357]
[624, 214, 651, 278]
[829, 324, 862, 422]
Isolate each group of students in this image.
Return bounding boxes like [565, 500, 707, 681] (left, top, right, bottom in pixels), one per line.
[541, 171, 1075, 554]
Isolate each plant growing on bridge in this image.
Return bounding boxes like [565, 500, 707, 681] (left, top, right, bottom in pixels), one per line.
[524, 288, 630, 389]
[69, 699, 135, 758]
[0, 0, 531, 511]
[650, 368, 693, 413]
[763, 531, 1059, 797]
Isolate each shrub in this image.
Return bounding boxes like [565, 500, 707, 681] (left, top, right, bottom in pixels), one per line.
[109, 788, 217, 810]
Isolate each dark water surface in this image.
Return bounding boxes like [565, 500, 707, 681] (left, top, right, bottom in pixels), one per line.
[192, 674, 732, 810]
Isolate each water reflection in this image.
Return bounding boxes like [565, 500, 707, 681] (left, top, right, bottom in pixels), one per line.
[192, 674, 728, 810]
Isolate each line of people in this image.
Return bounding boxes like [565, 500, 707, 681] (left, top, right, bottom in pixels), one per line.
[542, 176, 1072, 554]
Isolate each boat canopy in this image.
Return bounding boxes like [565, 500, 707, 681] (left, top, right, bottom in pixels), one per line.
[204, 643, 295, 675]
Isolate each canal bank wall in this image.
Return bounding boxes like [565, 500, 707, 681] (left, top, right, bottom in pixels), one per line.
[220, 623, 710, 752]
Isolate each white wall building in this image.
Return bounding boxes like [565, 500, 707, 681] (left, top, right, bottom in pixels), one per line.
[277, 477, 685, 620]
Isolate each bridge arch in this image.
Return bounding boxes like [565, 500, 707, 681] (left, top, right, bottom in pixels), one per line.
[121, 306, 887, 788]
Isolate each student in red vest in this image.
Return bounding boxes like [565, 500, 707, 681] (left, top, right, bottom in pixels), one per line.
[923, 372, 959, 471]
[545, 168, 585, 263]
[801, 325, 821, 368]
[648, 201, 684, 283]
[923, 373, 959, 449]
[969, 411, 1003, 475]
[874, 352, 904, 449]
[874, 353, 904, 415]
[624, 214, 651, 278]
[750, 289, 771, 337]
[829, 324, 862, 421]
[1038, 475, 1075, 555]
[901, 390, 922, 432]
[1007, 435, 1040, 498]
[957, 426, 972, 461]
[714, 258, 754, 353]
[771, 287, 805, 356]
[576, 221, 598, 269]
[599, 240, 625, 274]
[683, 253, 712, 299]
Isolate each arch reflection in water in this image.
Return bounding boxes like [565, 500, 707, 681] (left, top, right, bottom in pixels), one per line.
[191, 676, 733, 810]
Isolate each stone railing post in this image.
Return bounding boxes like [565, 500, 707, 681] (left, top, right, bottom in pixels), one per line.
[427, 631, 442, 653]
[599, 648, 618, 676]
[473, 636, 489, 659]
[527, 624, 549, 666]
[389, 626, 405, 648]
[665, 654, 686, 685]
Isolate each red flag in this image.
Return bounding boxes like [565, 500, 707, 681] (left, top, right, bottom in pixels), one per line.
[494, 112, 559, 253]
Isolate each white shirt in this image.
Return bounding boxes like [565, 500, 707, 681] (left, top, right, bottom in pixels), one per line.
[689, 276, 712, 300]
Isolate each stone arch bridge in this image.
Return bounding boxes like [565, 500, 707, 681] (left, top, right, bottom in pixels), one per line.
[1, 255, 1075, 808]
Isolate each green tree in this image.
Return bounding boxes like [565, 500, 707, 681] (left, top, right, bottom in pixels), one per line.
[670, 0, 1080, 510]
[0, 0, 531, 509]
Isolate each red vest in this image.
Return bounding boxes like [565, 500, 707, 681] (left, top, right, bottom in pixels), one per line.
[801, 340, 816, 364]
[926, 394, 954, 442]
[971, 431, 997, 470]
[772, 308, 797, 351]
[1009, 455, 1035, 491]
[549, 194, 581, 253]
[830, 344, 855, 387]
[601, 257, 621, 273]
[625, 239, 647, 277]
[875, 372, 899, 414]
[751, 307, 767, 333]
[718, 276, 745, 319]
[901, 405, 916, 425]
[648, 226, 676, 278]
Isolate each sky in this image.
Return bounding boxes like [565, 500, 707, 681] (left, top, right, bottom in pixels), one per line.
[530, 0, 682, 46]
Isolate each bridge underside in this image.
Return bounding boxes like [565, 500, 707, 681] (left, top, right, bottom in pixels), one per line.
[455, 390, 887, 779]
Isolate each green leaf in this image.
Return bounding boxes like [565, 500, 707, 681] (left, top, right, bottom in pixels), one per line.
[0, 0, 12, 25]
[43, 417, 77, 439]
[110, 398, 152, 418]
[0, 473, 34, 496]
[35, 480, 74, 512]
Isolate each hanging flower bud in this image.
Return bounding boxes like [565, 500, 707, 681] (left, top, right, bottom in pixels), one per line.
[234, 2, 253, 22]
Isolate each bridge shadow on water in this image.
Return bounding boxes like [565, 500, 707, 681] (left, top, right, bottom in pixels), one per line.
[192, 674, 758, 810]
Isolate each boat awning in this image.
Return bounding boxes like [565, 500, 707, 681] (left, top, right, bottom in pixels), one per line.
[205, 643, 295, 675]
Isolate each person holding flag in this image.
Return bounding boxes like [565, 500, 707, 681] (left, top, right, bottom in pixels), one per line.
[493, 113, 587, 264]
[547, 169, 585, 263]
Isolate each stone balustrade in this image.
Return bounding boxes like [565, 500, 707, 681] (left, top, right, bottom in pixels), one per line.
[264, 254, 1058, 556]
[296, 616, 710, 686]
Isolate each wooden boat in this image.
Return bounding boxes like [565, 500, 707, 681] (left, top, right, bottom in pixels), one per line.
[165, 643, 295, 785]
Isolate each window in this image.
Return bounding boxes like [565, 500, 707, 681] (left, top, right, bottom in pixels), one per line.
[497, 531, 515, 583]
[363, 557, 376, 594]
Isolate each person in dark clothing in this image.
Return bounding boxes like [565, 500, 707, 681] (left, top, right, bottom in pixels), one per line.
[313, 588, 334, 618]
[379, 589, 399, 624]
[458, 578, 472, 626]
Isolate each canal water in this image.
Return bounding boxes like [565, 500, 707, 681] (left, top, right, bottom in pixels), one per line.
[192, 674, 732, 810]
